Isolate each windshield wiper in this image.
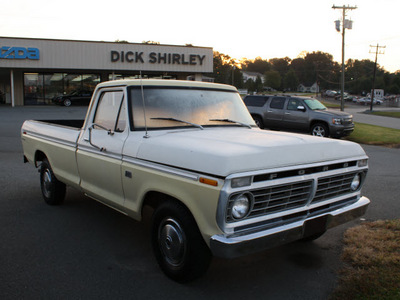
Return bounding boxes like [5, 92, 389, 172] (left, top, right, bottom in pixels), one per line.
[209, 119, 252, 129]
[151, 117, 204, 130]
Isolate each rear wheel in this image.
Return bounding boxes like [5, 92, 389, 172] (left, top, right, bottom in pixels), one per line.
[151, 200, 212, 283]
[63, 98, 72, 107]
[40, 158, 66, 205]
[311, 123, 329, 137]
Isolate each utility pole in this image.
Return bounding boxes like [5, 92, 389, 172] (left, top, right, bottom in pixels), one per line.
[369, 44, 386, 111]
[332, 5, 357, 111]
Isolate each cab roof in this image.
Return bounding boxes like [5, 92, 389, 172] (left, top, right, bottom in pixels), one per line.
[96, 79, 237, 91]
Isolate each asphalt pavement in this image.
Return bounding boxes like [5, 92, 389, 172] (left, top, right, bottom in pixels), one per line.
[324, 99, 400, 130]
[345, 105, 400, 130]
[0, 104, 399, 299]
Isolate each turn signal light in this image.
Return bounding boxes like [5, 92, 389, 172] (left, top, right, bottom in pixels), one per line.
[199, 177, 218, 187]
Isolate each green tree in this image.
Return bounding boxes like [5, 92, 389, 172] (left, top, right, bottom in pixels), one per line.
[304, 51, 338, 90]
[346, 59, 386, 94]
[255, 76, 263, 93]
[245, 78, 256, 93]
[283, 69, 299, 91]
[270, 57, 291, 80]
[243, 57, 271, 74]
[212, 52, 236, 84]
[264, 71, 281, 90]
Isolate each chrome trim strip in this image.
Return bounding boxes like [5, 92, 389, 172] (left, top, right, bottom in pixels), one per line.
[225, 156, 368, 181]
[77, 144, 122, 160]
[24, 130, 77, 148]
[123, 156, 199, 181]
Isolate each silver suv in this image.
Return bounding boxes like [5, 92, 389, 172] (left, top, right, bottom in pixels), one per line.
[244, 95, 354, 138]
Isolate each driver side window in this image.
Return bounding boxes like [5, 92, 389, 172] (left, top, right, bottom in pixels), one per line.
[94, 91, 125, 131]
[287, 99, 302, 111]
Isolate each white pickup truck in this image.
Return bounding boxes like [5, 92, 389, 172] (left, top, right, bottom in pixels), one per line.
[21, 79, 370, 282]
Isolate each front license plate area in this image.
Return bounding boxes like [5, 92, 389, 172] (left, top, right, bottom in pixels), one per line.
[303, 215, 328, 237]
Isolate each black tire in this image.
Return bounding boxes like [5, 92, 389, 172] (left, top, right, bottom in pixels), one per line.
[311, 123, 329, 137]
[40, 158, 66, 205]
[253, 116, 264, 129]
[63, 98, 72, 107]
[151, 200, 212, 283]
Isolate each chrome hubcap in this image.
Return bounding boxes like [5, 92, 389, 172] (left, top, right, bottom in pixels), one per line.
[312, 126, 325, 137]
[158, 218, 186, 266]
[42, 169, 52, 198]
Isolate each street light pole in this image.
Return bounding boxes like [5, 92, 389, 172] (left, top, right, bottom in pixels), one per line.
[332, 5, 357, 111]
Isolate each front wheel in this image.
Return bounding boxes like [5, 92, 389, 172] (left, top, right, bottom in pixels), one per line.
[253, 116, 264, 129]
[311, 123, 329, 137]
[40, 158, 66, 205]
[151, 200, 212, 283]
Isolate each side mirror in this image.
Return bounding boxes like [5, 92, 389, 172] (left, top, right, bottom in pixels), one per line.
[297, 105, 306, 112]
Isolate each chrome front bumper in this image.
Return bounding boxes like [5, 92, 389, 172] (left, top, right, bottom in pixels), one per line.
[210, 196, 370, 259]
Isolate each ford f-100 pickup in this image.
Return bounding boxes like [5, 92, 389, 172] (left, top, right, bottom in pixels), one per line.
[21, 79, 370, 282]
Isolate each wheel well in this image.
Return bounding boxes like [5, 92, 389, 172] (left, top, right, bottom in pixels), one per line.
[34, 151, 47, 167]
[141, 191, 191, 221]
[251, 114, 262, 120]
[310, 120, 329, 130]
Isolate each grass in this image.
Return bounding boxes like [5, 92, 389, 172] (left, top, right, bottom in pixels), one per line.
[366, 111, 400, 119]
[321, 101, 341, 109]
[331, 220, 400, 299]
[333, 117, 400, 298]
[345, 122, 400, 148]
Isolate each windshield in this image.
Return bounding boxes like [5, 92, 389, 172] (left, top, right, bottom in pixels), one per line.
[303, 98, 327, 110]
[129, 87, 256, 130]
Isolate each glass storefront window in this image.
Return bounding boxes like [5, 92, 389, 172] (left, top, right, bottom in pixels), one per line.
[24, 73, 45, 105]
[44, 73, 65, 104]
[24, 73, 100, 105]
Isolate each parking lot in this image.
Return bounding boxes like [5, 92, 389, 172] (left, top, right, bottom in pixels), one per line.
[1, 105, 399, 299]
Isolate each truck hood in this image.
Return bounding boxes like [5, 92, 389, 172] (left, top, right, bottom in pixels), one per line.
[135, 128, 365, 177]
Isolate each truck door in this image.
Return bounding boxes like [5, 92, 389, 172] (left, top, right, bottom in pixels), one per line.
[76, 88, 128, 211]
[282, 98, 309, 132]
[264, 96, 286, 129]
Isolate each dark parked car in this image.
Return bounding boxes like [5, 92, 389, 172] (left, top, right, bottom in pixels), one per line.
[52, 90, 93, 106]
[244, 95, 354, 138]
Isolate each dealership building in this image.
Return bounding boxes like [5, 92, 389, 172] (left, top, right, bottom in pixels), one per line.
[0, 37, 213, 106]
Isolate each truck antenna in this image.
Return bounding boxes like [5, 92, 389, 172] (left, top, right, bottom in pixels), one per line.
[140, 71, 149, 138]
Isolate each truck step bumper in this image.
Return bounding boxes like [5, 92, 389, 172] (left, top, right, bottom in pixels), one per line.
[210, 196, 370, 259]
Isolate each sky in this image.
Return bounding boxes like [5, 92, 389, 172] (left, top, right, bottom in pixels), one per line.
[1, 0, 400, 73]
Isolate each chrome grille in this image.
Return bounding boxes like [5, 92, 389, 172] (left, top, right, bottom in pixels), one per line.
[226, 171, 361, 223]
[313, 172, 357, 203]
[227, 181, 312, 222]
[343, 117, 353, 125]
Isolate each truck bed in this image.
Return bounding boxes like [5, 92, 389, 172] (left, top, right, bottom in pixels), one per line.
[36, 119, 85, 129]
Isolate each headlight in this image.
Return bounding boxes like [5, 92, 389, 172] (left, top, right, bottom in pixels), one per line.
[332, 118, 342, 125]
[350, 173, 361, 191]
[231, 193, 253, 219]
